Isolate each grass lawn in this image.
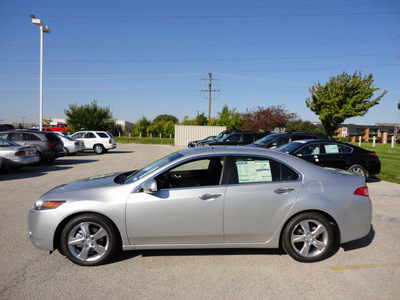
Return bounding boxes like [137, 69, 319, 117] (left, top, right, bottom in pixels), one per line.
[115, 136, 174, 145]
[350, 142, 400, 184]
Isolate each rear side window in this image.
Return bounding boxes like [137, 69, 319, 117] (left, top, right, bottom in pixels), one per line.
[228, 156, 299, 184]
[45, 133, 61, 142]
[323, 143, 352, 154]
[96, 132, 109, 138]
[25, 133, 41, 141]
[85, 132, 96, 138]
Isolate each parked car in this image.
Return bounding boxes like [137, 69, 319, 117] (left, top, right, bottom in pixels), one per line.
[250, 132, 329, 149]
[70, 131, 117, 154]
[0, 124, 16, 131]
[203, 131, 267, 146]
[43, 122, 70, 133]
[196, 130, 236, 147]
[277, 140, 381, 177]
[0, 137, 40, 168]
[0, 131, 65, 163]
[188, 135, 216, 147]
[56, 133, 85, 155]
[28, 146, 372, 266]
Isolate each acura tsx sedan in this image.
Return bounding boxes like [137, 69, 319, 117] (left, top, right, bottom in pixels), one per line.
[28, 146, 372, 266]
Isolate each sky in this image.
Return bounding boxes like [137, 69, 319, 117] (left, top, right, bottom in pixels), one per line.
[0, 0, 399, 126]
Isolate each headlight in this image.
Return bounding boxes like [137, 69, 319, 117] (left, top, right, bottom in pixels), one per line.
[33, 200, 65, 210]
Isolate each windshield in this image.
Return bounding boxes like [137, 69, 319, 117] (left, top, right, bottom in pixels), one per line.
[277, 142, 303, 153]
[123, 152, 183, 184]
[252, 134, 278, 146]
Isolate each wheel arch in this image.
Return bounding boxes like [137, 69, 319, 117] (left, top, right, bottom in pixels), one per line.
[53, 212, 123, 252]
[278, 209, 341, 250]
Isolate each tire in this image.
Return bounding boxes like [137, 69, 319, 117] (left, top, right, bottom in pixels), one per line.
[348, 164, 368, 177]
[282, 212, 335, 263]
[63, 147, 69, 155]
[94, 144, 105, 154]
[60, 214, 118, 266]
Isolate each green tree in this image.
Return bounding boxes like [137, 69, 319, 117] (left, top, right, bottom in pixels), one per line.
[153, 114, 179, 124]
[285, 120, 317, 132]
[65, 100, 115, 132]
[134, 116, 151, 137]
[215, 105, 242, 130]
[306, 71, 387, 138]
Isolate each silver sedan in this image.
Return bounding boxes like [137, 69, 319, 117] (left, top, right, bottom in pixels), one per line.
[0, 137, 40, 168]
[28, 146, 372, 266]
[56, 133, 85, 155]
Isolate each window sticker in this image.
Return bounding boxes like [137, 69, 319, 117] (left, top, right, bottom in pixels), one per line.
[325, 144, 339, 154]
[236, 160, 272, 183]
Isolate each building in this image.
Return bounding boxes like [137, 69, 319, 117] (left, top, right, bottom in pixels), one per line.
[336, 123, 397, 143]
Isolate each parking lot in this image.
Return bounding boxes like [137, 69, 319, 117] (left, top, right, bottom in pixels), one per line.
[1, 143, 399, 299]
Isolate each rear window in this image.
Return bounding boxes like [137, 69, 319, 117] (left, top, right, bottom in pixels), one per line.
[45, 133, 62, 142]
[96, 132, 109, 138]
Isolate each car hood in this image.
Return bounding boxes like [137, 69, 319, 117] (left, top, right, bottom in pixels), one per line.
[42, 172, 123, 196]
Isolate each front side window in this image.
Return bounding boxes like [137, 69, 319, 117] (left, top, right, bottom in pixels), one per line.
[296, 143, 321, 155]
[228, 156, 299, 184]
[155, 157, 224, 189]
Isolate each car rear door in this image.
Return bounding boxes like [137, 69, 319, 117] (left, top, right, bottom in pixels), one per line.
[317, 142, 351, 170]
[223, 156, 302, 243]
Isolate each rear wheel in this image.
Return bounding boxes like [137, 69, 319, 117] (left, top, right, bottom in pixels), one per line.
[282, 212, 335, 262]
[60, 214, 118, 266]
[348, 164, 368, 177]
[94, 144, 105, 154]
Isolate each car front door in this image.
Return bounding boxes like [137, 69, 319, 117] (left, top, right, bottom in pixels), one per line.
[126, 157, 226, 245]
[223, 156, 303, 243]
[293, 142, 323, 166]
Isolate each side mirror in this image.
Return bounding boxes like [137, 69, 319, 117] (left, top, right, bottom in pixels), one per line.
[296, 153, 302, 157]
[142, 179, 158, 193]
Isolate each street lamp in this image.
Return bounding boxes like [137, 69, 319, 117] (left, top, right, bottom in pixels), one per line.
[31, 15, 50, 131]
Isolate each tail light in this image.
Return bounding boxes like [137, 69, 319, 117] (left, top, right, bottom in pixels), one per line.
[74, 142, 79, 145]
[354, 186, 369, 197]
[369, 152, 377, 157]
[47, 142, 55, 147]
[109, 139, 112, 144]
[15, 151, 26, 156]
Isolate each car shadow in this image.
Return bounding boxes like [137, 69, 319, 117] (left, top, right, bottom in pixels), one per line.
[77, 151, 134, 156]
[0, 165, 73, 181]
[53, 159, 98, 166]
[366, 176, 381, 183]
[108, 248, 284, 264]
[341, 225, 375, 252]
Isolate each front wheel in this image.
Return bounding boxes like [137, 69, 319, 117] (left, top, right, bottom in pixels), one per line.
[282, 212, 335, 262]
[60, 214, 119, 266]
[94, 144, 105, 154]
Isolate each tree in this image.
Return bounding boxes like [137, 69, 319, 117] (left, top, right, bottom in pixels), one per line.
[153, 114, 179, 124]
[285, 120, 317, 132]
[134, 116, 151, 137]
[241, 105, 297, 132]
[65, 100, 115, 132]
[306, 71, 387, 138]
[214, 105, 242, 130]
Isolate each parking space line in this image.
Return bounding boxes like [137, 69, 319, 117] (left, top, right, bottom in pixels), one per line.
[374, 204, 400, 207]
[330, 263, 400, 271]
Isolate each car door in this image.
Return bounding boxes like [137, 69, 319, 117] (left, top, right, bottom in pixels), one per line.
[293, 142, 323, 166]
[83, 132, 96, 149]
[126, 156, 226, 245]
[223, 156, 302, 243]
[318, 142, 351, 170]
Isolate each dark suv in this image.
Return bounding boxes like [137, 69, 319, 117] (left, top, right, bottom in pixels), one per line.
[250, 132, 328, 149]
[0, 131, 65, 162]
[204, 131, 267, 146]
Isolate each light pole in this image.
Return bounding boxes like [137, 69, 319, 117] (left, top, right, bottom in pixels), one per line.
[31, 15, 50, 131]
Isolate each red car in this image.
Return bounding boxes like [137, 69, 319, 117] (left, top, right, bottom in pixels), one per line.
[43, 123, 70, 133]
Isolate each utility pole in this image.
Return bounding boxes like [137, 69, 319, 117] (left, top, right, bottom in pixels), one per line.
[201, 73, 220, 120]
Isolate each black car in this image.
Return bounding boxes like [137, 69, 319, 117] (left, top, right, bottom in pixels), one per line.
[188, 135, 216, 147]
[0, 124, 16, 131]
[195, 130, 237, 147]
[250, 132, 328, 149]
[205, 131, 267, 146]
[277, 139, 381, 177]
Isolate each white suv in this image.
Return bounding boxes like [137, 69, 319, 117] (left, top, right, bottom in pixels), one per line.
[70, 131, 117, 154]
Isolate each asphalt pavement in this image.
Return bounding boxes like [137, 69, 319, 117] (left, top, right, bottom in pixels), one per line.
[0, 144, 399, 299]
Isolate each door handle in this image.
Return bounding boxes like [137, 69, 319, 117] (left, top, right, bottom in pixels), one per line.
[274, 188, 294, 194]
[199, 194, 222, 201]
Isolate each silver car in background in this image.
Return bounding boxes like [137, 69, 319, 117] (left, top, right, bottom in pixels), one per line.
[56, 133, 85, 155]
[0, 137, 40, 168]
[28, 147, 372, 266]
